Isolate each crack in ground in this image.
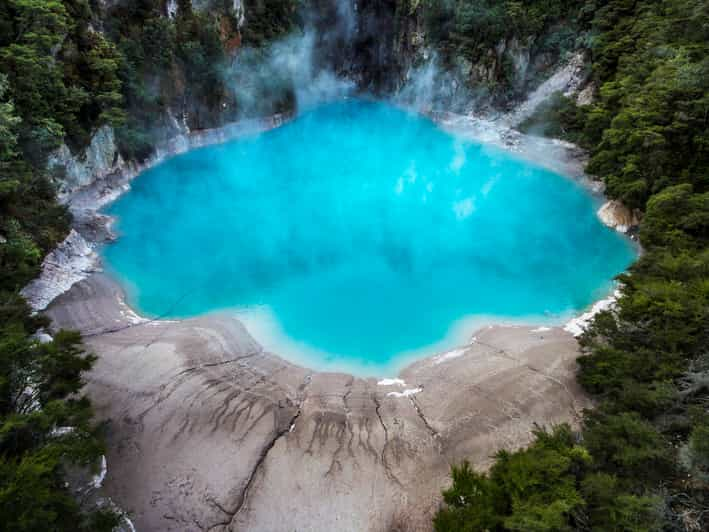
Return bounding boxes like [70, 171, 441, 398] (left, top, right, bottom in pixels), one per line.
[206, 496, 233, 517]
[408, 394, 441, 448]
[325, 377, 355, 477]
[372, 394, 403, 487]
[134, 351, 267, 427]
[205, 374, 312, 531]
[173, 350, 262, 379]
[205, 407, 302, 532]
[342, 378, 354, 415]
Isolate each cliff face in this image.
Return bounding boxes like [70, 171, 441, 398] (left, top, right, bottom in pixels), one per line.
[349, 0, 401, 90]
[47, 126, 125, 198]
[156, 0, 588, 114]
[52, 0, 593, 197]
[310, 0, 587, 112]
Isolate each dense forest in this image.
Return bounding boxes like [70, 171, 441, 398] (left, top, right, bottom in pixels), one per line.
[0, 0, 119, 528]
[0, 0, 707, 530]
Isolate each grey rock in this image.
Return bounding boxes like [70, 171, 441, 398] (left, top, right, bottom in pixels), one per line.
[576, 82, 597, 106]
[21, 229, 99, 312]
[504, 52, 588, 127]
[47, 125, 124, 199]
[597, 200, 641, 234]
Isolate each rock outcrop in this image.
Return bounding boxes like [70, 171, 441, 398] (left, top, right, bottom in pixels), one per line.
[47, 125, 124, 199]
[597, 199, 641, 233]
[576, 81, 597, 106]
[21, 230, 99, 311]
[504, 52, 588, 126]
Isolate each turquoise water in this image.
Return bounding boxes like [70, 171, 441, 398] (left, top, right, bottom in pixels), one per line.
[104, 99, 635, 375]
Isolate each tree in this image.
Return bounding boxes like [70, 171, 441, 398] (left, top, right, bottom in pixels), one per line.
[640, 184, 709, 250]
[0, 74, 21, 162]
[581, 473, 662, 532]
[434, 425, 590, 531]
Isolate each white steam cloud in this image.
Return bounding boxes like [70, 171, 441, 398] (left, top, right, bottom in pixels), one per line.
[224, 1, 359, 117]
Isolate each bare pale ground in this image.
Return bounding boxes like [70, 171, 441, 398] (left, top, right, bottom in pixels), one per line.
[48, 273, 589, 532]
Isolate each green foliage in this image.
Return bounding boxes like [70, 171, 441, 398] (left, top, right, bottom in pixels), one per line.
[0, 74, 20, 161]
[175, 8, 228, 120]
[0, 301, 114, 530]
[0, 0, 124, 156]
[241, 0, 298, 46]
[0, 173, 113, 529]
[435, 426, 591, 531]
[583, 1, 709, 210]
[105, 0, 250, 156]
[423, 0, 582, 54]
[581, 473, 662, 532]
[583, 411, 672, 485]
[640, 185, 709, 250]
[0, 0, 125, 528]
[434, 461, 506, 531]
[688, 422, 709, 472]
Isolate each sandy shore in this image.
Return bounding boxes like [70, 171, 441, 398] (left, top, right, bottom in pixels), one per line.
[30, 105, 627, 531]
[46, 272, 588, 531]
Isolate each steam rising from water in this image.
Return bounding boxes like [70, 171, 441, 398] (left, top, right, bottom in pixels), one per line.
[102, 4, 626, 375]
[224, 0, 470, 117]
[227, 31, 355, 115]
[225, 1, 358, 116]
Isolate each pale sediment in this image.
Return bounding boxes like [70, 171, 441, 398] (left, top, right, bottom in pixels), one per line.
[564, 289, 622, 337]
[432, 110, 600, 193]
[47, 273, 589, 531]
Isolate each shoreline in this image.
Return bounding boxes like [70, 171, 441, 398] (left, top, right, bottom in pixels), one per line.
[32, 98, 635, 531]
[26, 97, 636, 359]
[183, 303, 597, 379]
